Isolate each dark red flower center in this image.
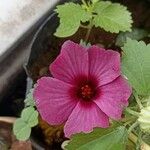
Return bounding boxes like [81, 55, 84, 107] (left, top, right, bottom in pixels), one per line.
[77, 82, 97, 101]
[80, 84, 94, 100]
[72, 75, 98, 101]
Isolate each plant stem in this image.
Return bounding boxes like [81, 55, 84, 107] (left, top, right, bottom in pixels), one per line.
[85, 26, 92, 43]
[121, 116, 136, 123]
[136, 130, 142, 150]
[82, 0, 88, 7]
[85, 20, 93, 43]
[129, 133, 150, 150]
[134, 91, 143, 109]
[125, 107, 139, 117]
[80, 24, 89, 29]
[128, 121, 138, 134]
[124, 120, 134, 126]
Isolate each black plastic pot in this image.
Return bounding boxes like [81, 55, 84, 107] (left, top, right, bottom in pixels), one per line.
[25, 12, 58, 77]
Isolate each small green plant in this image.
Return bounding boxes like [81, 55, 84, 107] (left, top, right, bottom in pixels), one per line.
[55, 0, 132, 41]
[13, 89, 39, 141]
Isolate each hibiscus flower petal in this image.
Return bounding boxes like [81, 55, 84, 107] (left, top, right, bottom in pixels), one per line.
[88, 46, 120, 86]
[33, 77, 78, 125]
[50, 40, 88, 84]
[94, 76, 132, 120]
[64, 101, 109, 138]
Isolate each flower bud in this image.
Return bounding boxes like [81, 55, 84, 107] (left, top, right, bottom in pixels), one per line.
[138, 106, 150, 133]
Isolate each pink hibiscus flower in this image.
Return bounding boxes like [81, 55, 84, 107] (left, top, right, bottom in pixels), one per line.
[33, 40, 132, 138]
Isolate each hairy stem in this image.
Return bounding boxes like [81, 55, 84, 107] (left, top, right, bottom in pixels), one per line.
[85, 20, 93, 43]
[85, 27, 92, 42]
[125, 108, 139, 117]
[136, 130, 142, 150]
[129, 133, 150, 150]
[133, 92, 143, 109]
[128, 121, 138, 134]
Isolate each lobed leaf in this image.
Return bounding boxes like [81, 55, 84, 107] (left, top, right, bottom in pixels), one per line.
[93, 1, 132, 33]
[21, 107, 38, 127]
[13, 119, 31, 141]
[122, 39, 150, 96]
[55, 2, 92, 37]
[65, 125, 127, 150]
[13, 107, 39, 141]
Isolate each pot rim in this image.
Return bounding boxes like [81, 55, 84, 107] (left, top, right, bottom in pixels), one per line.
[24, 12, 57, 77]
[0, 116, 17, 124]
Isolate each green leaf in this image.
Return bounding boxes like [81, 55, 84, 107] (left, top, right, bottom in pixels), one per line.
[122, 39, 150, 96]
[21, 107, 38, 127]
[13, 118, 31, 141]
[116, 28, 149, 47]
[55, 2, 92, 37]
[93, 1, 132, 33]
[13, 107, 38, 140]
[92, 0, 99, 4]
[24, 89, 35, 107]
[65, 125, 126, 150]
